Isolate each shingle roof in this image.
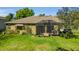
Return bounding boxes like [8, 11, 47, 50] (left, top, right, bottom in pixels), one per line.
[6, 16, 62, 24]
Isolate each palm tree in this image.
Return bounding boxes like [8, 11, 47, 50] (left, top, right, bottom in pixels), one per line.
[6, 13, 14, 21]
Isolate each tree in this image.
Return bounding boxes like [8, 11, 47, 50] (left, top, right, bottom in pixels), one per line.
[16, 8, 35, 19]
[57, 7, 79, 29]
[39, 13, 45, 16]
[57, 7, 70, 28]
[70, 10, 79, 29]
[6, 13, 14, 21]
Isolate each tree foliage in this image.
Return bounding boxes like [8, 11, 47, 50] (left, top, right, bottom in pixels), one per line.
[57, 7, 79, 29]
[39, 13, 45, 16]
[6, 13, 14, 21]
[16, 8, 35, 19]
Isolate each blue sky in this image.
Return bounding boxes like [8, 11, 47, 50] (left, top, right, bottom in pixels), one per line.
[0, 7, 61, 16]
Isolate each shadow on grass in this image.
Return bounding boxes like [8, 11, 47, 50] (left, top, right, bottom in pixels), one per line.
[56, 47, 74, 51]
[0, 34, 16, 40]
[74, 35, 79, 39]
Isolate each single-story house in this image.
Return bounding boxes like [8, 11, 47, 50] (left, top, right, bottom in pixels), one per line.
[0, 16, 6, 32]
[5, 16, 63, 35]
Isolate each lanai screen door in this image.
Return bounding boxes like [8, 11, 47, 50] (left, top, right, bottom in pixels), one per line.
[36, 25, 45, 35]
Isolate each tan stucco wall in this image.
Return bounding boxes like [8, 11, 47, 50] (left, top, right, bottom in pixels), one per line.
[19, 30, 26, 34]
[6, 24, 59, 35]
[25, 25, 36, 35]
[31, 25, 36, 35]
[6, 25, 16, 31]
[11, 25, 16, 31]
[6, 25, 17, 34]
[6, 24, 36, 35]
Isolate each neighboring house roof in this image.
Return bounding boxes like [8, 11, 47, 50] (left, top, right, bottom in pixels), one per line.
[0, 16, 6, 20]
[6, 16, 62, 24]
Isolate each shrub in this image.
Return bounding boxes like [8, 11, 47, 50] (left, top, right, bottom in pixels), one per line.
[59, 29, 74, 39]
[21, 32, 27, 35]
[56, 47, 69, 51]
[6, 30, 18, 34]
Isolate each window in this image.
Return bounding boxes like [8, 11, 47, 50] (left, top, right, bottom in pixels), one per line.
[17, 26, 25, 30]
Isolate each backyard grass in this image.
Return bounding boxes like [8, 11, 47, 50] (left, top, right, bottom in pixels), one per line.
[0, 34, 79, 51]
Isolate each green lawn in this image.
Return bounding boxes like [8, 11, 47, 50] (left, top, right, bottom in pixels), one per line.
[0, 34, 79, 51]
